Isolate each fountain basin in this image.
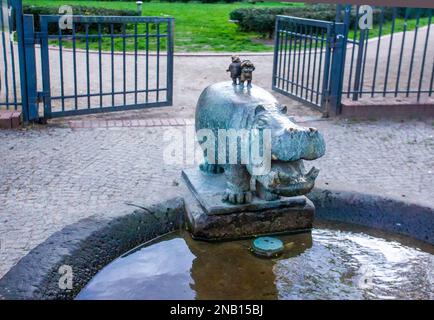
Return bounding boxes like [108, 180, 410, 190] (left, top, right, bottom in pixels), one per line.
[0, 189, 432, 300]
[76, 222, 434, 300]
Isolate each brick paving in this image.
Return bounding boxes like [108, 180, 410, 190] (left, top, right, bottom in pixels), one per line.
[0, 117, 433, 278]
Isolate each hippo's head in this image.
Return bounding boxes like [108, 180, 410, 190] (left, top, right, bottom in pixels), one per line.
[247, 104, 325, 198]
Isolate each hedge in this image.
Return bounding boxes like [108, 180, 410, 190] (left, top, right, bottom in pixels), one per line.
[161, 0, 241, 2]
[23, 5, 140, 32]
[230, 5, 433, 38]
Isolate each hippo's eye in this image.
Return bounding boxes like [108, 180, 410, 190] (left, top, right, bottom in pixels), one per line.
[256, 118, 267, 128]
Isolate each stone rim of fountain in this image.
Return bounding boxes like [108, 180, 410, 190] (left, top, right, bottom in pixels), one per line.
[0, 190, 432, 300]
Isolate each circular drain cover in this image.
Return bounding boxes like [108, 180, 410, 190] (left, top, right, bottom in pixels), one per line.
[252, 237, 284, 258]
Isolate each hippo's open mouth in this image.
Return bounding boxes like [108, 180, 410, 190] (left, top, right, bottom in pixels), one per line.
[255, 160, 319, 197]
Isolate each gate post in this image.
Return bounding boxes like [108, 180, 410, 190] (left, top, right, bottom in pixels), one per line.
[12, 0, 29, 122]
[272, 16, 280, 89]
[327, 22, 346, 116]
[22, 14, 39, 121]
[166, 18, 174, 106]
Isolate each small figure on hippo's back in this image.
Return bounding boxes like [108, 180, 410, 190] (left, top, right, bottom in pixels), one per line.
[240, 60, 255, 88]
[226, 55, 242, 85]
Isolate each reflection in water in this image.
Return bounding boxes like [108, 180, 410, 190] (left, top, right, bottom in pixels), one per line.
[77, 224, 434, 300]
[275, 229, 434, 300]
[186, 231, 312, 300]
[76, 238, 196, 300]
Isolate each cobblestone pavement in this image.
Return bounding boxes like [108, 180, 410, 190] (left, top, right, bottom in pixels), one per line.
[1, 118, 433, 278]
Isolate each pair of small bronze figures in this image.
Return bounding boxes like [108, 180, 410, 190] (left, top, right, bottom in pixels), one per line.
[227, 56, 255, 87]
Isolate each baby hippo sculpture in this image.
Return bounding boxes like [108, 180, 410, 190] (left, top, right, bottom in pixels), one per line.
[195, 82, 326, 205]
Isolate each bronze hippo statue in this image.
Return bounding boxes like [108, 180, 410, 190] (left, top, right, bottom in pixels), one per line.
[195, 82, 325, 205]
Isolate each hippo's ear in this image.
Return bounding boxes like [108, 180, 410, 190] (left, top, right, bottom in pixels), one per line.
[255, 105, 266, 116]
[279, 105, 288, 114]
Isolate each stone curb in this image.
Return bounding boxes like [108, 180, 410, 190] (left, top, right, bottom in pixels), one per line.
[309, 188, 434, 245]
[1, 190, 432, 300]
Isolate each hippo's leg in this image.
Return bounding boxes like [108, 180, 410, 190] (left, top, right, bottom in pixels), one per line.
[222, 165, 253, 204]
[256, 181, 280, 201]
[199, 158, 224, 174]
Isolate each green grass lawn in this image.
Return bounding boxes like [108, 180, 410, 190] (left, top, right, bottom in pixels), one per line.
[24, 1, 430, 53]
[24, 0, 299, 52]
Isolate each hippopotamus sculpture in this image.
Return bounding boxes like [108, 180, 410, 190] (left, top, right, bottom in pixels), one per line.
[195, 82, 325, 205]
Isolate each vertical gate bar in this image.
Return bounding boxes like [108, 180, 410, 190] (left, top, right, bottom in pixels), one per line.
[340, 4, 351, 96]
[6, 1, 17, 109]
[417, 11, 432, 102]
[311, 26, 318, 102]
[98, 23, 102, 108]
[58, 24, 65, 112]
[352, 10, 366, 102]
[156, 22, 160, 102]
[406, 9, 421, 98]
[22, 14, 37, 121]
[122, 23, 126, 106]
[395, 8, 409, 97]
[383, 8, 397, 97]
[110, 23, 114, 107]
[281, 24, 289, 92]
[72, 23, 78, 109]
[280, 25, 286, 88]
[306, 25, 313, 100]
[0, 1, 4, 97]
[296, 24, 302, 96]
[85, 24, 90, 108]
[134, 23, 138, 105]
[145, 22, 149, 103]
[166, 19, 174, 105]
[40, 16, 52, 118]
[14, 0, 29, 121]
[347, 6, 359, 98]
[316, 28, 325, 105]
[285, 21, 293, 92]
[291, 22, 297, 93]
[321, 26, 332, 108]
[272, 17, 280, 88]
[359, 29, 369, 98]
[300, 24, 308, 98]
[277, 21, 283, 88]
[430, 62, 434, 96]
[372, 7, 384, 97]
[0, 4, 10, 107]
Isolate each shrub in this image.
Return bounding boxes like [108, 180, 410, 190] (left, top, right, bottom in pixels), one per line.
[230, 5, 339, 38]
[230, 5, 431, 39]
[161, 0, 241, 2]
[23, 5, 140, 32]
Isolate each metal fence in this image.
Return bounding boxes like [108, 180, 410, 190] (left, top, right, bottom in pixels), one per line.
[0, 0, 174, 121]
[273, 5, 434, 115]
[0, 0, 27, 115]
[33, 15, 174, 118]
[337, 5, 433, 104]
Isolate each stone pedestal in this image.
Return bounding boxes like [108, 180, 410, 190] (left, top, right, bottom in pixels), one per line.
[182, 169, 315, 241]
